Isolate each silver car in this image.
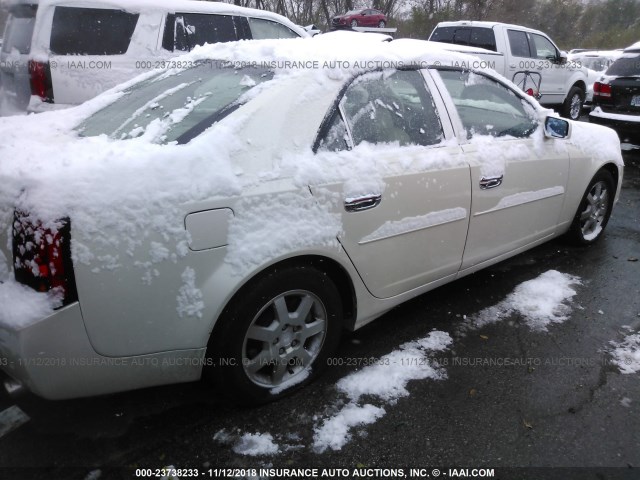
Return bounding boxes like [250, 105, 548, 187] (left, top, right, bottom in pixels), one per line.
[0, 38, 624, 403]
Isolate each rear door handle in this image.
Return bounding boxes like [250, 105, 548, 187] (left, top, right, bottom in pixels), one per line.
[480, 175, 503, 190]
[344, 194, 382, 212]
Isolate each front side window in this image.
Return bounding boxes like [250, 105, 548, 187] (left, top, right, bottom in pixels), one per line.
[50, 7, 139, 55]
[317, 69, 444, 151]
[248, 18, 299, 39]
[437, 69, 538, 139]
[530, 33, 557, 61]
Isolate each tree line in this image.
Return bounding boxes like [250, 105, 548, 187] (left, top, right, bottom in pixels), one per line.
[223, 0, 640, 50]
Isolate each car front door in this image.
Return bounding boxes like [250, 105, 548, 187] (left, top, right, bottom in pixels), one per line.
[311, 69, 471, 299]
[432, 69, 570, 272]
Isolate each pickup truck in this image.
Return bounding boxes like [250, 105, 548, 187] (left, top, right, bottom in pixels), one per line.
[429, 21, 589, 120]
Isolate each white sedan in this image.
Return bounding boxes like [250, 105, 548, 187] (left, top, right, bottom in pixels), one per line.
[0, 37, 624, 403]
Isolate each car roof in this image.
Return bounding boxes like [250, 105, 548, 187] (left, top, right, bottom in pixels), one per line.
[37, 0, 307, 36]
[435, 20, 549, 37]
[624, 41, 640, 53]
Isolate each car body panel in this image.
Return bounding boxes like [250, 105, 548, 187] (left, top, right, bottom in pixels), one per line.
[0, 38, 625, 399]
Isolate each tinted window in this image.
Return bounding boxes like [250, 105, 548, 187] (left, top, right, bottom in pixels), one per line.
[530, 33, 557, 60]
[469, 27, 497, 52]
[50, 7, 138, 56]
[431, 27, 496, 52]
[248, 18, 299, 39]
[507, 30, 532, 58]
[430, 27, 455, 43]
[317, 110, 349, 152]
[438, 69, 538, 139]
[1, 5, 37, 54]
[606, 54, 640, 76]
[337, 70, 444, 148]
[173, 13, 238, 52]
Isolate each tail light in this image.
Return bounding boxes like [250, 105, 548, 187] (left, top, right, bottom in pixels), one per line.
[28, 60, 54, 103]
[593, 82, 612, 99]
[12, 211, 78, 307]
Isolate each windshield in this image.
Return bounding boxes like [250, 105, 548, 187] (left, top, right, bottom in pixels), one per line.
[78, 62, 274, 144]
[605, 53, 640, 76]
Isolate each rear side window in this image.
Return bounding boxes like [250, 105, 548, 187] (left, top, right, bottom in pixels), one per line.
[248, 18, 299, 39]
[164, 14, 250, 51]
[430, 26, 496, 52]
[606, 54, 640, 76]
[50, 7, 139, 55]
[1, 4, 37, 54]
[507, 30, 532, 58]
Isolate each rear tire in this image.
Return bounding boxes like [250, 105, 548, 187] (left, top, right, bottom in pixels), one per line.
[561, 86, 585, 121]
[566, 170, 615, 245]
[205, 265, 343, 405]
[378, 20, 386, 28]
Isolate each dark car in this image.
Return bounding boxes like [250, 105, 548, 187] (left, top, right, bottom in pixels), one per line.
[589, 42, 640, 146]
[332, 8, 387, 29]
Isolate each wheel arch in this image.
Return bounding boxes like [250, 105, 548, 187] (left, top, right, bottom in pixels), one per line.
[208, 254, 358, 344]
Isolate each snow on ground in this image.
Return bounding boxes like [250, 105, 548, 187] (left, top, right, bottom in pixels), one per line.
[313, 330, 452, 452]
[213, 429, 303, 456]
[609, 333, 640, 374]
[459, 270, 582, 334]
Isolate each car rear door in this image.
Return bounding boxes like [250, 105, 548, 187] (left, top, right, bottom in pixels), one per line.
[432, 69, 570, 271]
[311, 69, 471, 299]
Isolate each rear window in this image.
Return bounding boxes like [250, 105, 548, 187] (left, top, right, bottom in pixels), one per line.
[606, 54, 640, 76]
[1, 4, 37, 54]
[430, 26, 497, 52]
[50, 7, 139, 56]
[78, 63, 274, 144]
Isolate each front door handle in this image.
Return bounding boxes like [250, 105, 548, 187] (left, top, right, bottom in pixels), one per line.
[344, 194, 382, 212]
[480, 175, 503, 190]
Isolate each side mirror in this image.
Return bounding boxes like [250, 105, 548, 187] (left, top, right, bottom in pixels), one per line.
[544, 116, 571, 139]
[558, 51, 568, 65]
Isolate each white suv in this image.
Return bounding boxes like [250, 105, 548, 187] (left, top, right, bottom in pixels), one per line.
[0, 0, 306, 114]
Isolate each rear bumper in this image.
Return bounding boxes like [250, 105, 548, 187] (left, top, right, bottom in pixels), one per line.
[589, 107, 640, 145]
[0, 302, 205, 400]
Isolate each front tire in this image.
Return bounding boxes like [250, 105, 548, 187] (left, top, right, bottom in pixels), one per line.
[567, 170, 615, 245]
[561, 86, 585, 121]
[350, 19, 358, 27]
[206, 265, 343, 405]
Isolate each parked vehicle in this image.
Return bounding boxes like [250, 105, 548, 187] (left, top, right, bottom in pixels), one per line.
[429, 21, 590, 120]
[332, 8, 387, 29]
[568, 50, 623, 105]
[589, 42, 640, 147]
[0, 38, 623, 403]
[0, 0, 306, 114]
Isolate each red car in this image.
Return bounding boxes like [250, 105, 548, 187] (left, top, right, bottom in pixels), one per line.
[332, 8, 387, 29]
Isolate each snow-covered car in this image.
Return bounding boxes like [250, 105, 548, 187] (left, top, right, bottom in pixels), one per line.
[0, 0, 306, 114]
[589, 42, 640, 147]
[0, 36, 624, 403]
[568, 50, 623, 105]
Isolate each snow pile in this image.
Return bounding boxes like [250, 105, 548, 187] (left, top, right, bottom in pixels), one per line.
[176, 267, 204, 318]
[232, 432, 280, 456]
[461, 270, 581, 333]
[0, 279, 61, 329]
[313, 330, 452, 452]
[610, 334, 640, 374]
[213, 429, 298, 456]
